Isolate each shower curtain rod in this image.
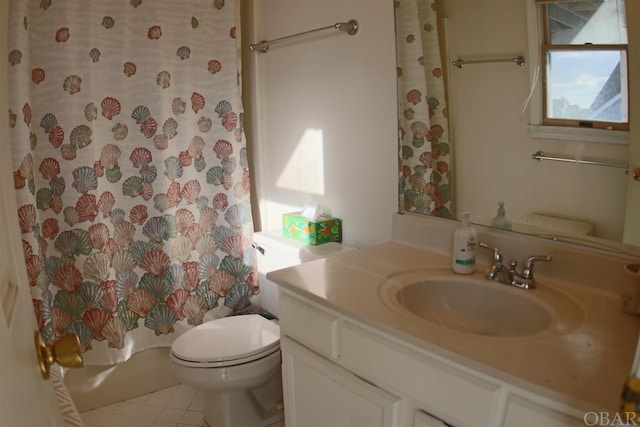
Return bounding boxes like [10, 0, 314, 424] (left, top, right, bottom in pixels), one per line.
[532, 150, 628, 170]
[451, 56, 526, 68]
[249, 19, 359, 53]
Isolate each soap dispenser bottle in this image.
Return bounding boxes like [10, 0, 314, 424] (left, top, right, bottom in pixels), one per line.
[452, 212, 477, 275]
[491, 201, 512, 231]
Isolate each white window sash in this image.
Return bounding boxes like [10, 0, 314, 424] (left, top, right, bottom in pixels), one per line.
[524, 0, 629, 144]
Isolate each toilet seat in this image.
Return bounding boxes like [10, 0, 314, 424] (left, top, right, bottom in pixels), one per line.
[170, 314, 280, 368]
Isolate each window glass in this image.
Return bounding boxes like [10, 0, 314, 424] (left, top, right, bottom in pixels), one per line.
[546, 49, 627, 122]
[547, 0, 627, 45]
[540, 0, 629, 131]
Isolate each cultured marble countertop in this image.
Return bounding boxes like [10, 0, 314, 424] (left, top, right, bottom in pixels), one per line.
[267, 241, 640, 412]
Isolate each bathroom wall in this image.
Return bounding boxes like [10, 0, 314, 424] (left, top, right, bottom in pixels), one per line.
[243, 0, 399, 248]
[246, 0, 631, 246]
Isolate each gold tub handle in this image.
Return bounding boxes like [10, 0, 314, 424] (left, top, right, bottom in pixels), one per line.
[35, 331, 83, 379]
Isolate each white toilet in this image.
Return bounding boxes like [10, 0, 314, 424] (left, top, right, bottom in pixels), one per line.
[170, 231, 356, 427]
[170, 314, 283, 427]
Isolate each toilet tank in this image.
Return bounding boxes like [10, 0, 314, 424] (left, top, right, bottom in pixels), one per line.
[253, 230, 356, 317]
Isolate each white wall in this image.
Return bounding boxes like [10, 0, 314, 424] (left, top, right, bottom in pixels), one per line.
[247, 0, 631, 247]
[444, 0, 629, 241]
[245, 0, 399, 248]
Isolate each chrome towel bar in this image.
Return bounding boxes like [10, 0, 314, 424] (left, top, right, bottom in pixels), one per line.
[452, 56, 525, 68]
[532, 150, 628, 170]
[249, 19, 359, 53]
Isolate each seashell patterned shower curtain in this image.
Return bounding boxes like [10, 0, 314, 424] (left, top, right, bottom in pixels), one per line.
[7, 0, 257, 365]
[396, 0, 453, 217]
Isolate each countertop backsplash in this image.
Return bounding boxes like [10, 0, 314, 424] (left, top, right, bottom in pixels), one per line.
[392, 212, 639, 296]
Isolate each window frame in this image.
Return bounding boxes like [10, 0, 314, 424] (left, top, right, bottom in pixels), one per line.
[525, 0, 630, 143]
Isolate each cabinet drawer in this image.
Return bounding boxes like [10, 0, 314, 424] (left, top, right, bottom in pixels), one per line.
[339, 321, 500, 427]
[278, 290, 338, 358]
[503, 395, 585, 427]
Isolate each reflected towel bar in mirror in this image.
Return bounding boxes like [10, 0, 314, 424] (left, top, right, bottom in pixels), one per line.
[452, 56, 526, 68]
[249, 19, 359, 53]
[532, 151, 628, 170]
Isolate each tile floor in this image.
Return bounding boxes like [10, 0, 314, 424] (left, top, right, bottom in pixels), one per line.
[80, 383, 208, 427]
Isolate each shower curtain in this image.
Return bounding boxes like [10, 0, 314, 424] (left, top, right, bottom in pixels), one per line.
[8, 0, 257, 365]
[396, 0, 452, 217]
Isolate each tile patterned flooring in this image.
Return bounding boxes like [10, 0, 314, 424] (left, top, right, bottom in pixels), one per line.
[80, 383, 208, 427]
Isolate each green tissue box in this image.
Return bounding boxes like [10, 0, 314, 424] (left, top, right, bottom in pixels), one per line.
[282, 212, 342, 245]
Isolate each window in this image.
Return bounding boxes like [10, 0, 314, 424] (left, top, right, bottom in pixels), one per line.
[529, 0, 629, 136]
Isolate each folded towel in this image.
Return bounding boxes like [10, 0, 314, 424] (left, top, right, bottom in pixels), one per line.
[512, 213, 594, 236]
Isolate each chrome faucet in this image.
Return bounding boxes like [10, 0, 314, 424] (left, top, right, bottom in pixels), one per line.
[479, 242, 551, 289]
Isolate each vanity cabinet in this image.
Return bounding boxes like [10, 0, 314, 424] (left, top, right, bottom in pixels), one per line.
[278, 289, 588, 427]
[281, 336, 400, 427]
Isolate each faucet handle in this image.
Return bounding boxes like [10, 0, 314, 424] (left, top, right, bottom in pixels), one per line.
[522, 255, 552, 279]
[479, 241, 502, 262]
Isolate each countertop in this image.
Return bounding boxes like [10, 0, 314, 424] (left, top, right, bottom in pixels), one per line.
[267, 241, 640, 412]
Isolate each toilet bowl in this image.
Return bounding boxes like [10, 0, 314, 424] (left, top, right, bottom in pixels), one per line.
[170, 314, 283, 427]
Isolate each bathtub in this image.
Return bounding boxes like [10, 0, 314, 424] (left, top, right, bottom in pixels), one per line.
[63, 347, 180, 412]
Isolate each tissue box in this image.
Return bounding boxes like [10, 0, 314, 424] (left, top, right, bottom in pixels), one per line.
[282, 212, 342, 245]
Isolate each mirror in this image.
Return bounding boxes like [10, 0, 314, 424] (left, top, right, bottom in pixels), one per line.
[396, 0, 640, 256]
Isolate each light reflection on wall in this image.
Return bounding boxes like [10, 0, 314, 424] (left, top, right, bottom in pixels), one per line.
[275, 128, 325, 195]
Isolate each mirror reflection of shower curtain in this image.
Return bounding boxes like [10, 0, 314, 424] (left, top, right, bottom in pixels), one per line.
[7, 0, 257, 365]
[396, 0, 452, 217]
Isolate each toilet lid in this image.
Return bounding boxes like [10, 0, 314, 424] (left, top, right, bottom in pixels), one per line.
[171, 314, 280, 366]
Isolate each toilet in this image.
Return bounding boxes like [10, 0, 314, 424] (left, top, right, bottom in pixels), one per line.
[170, 230, 356, 427]
[170, 314, 283, 427]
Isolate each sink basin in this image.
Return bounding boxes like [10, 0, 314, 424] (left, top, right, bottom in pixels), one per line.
[397, 279, 551, 336]
[380, 272, 583, 337]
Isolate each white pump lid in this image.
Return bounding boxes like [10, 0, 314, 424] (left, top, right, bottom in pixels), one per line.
[461, 212, 471, 227]
[171, 314, 280, 366]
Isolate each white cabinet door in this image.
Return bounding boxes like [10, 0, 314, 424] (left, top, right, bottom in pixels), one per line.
[281, 336, 400, 427]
